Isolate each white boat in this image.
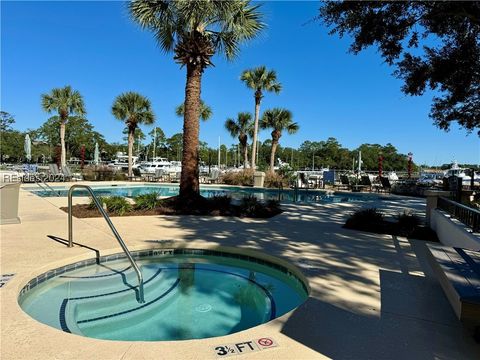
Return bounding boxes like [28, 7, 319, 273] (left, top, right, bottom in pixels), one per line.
[417, 172, 443, 186]
[139, 158, 171, 174]
[168, 161, 182, 173]
[386, 171, 399, 181]
[108, 153, 139, 171]
[444, 161, 480, 185]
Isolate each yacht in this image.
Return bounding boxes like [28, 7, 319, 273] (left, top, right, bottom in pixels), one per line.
[108, 154, 139, 171]
[168, 161, 182, 173]
[444, 161, 480, 185]
[139, 157, 171, 174]
[417, 172, 443, 187]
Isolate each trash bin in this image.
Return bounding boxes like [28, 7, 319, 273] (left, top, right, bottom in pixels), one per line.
[0, 181, 21, 224]
[253, 171, 266, 188]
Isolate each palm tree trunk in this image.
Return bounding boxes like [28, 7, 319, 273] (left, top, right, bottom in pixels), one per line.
[251, 93, 261, 170]
[179, 63, 202, 200]
[128, 127, 134, 177]
[60, 120, 66, 168]
[243, 142, 249, 169]
[270, 139, 278, 173]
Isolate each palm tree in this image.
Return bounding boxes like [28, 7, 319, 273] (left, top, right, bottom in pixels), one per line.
[240, 66, 281, 170]
[260, 108, 299, 172]
[129, 0, 264, 201]
[41, 86, 86, 167]
[225, 112, 254, 169]
[175, 100, 212, 122]
[111, 92, 155, 177]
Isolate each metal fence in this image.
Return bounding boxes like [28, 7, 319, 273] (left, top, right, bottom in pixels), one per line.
[437, 197, 480, 233]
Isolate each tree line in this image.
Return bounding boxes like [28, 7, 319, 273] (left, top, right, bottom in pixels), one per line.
[1, 109, 417, 173]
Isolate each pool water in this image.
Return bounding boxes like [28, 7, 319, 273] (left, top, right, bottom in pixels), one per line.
[30, 184, 380, 203]
[19, 250, 308, 341]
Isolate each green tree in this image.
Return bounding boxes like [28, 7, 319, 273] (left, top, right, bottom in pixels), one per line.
[166, 133, 183, 161]
[0, 111, 15, 132]
[0, 112, 22, 162]
[260, 108, 299, 172]
[319, 1, 480, 135]
[112, 92, 155, 176]
[225, 112, 254, 169]
[148, 126, 167, 159]
[198, 140, 211, 165]
[35, 116, 106, 161]
[130, 0, 264, 201]
[41, 86, 86, 166]
[240, 66, 282, 169]
[103, 142, 126, 160]
[0, 125, 24, 163]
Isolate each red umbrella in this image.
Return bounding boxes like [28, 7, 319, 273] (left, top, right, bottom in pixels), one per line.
[80, 145, 85, 169]
[378, 155, 384, 178]
[407, 152, 413, 179]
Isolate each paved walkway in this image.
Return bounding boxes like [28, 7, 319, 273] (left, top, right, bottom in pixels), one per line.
[1, 184, 479, 359]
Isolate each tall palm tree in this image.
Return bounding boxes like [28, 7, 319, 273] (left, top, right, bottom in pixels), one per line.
[175, 100, 212, 122]
[111, 92, 155, 177]
[41, 86, 86, 167]
[260, 108, 299, 172]
[129, 0, 264, 201]
[225, 112, 254, 169]
[240, 66, 281, 170]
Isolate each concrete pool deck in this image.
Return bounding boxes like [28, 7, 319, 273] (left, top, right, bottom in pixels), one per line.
[1, 183, 479, 359]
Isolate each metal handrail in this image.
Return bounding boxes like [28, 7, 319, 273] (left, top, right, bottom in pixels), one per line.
[68, 184, 144, 303]
[34, 174, 61, 196]
[438, 196, 480, 232]
[438, 196, 480, 214]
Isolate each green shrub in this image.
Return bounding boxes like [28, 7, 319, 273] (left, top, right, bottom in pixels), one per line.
[88, 196, 106, 210]
[345, 208, 384, 230]
[103, 196, 132, 215]
[266, 199, 281, 211]
[209, 195, 232, 209]
[134, 192, 160, 210]
[397, 211, 421, 236]
[239, 195, 263, 217]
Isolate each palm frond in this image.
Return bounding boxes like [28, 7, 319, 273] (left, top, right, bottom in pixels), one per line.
[260, 108, 298, 134]
[225, 118, 241, 137]
[111, 91, 155, 127]
[240, 66, 282, 93]
[129, 0, 264, 67]
[41, 85, 86, 118]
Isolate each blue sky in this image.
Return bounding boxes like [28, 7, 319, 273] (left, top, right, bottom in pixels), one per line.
[2, 1, 479, 165]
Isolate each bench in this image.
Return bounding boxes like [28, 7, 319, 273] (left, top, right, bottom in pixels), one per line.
[426, 243, 480, 336]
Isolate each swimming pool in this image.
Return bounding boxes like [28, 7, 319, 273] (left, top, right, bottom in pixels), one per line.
[29, 184, 381, 203]
[19, 249, 308, 341]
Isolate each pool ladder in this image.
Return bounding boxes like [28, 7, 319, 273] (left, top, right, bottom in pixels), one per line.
[33, 174, 61, 196]
[67, 184, 145, 303]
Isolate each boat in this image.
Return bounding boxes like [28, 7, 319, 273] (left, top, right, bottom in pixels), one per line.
[417, 172, 443, 187]
[168, 161, 182, 173]
[139, 157, 171, 174]
[108, 153, 139, 171]
[443, 161, 480, 185]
